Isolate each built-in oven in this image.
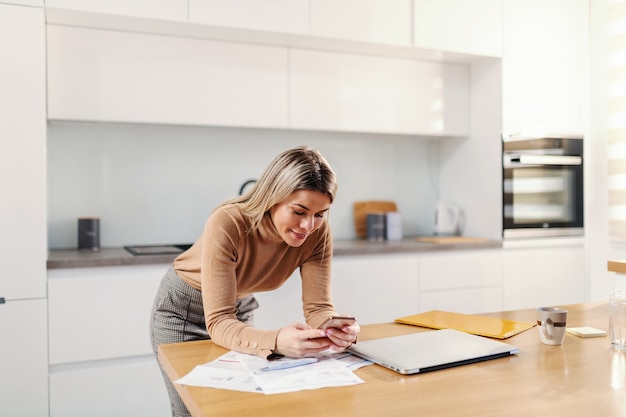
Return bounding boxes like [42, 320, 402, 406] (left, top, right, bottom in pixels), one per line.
[502, 134, 584, 239]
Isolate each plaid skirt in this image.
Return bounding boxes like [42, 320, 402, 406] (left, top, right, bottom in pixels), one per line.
[150, 265, 258, 417]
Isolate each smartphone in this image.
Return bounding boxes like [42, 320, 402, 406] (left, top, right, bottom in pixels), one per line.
[319, 316, 356, 330]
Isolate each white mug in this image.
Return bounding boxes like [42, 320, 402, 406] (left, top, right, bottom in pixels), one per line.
[536, 307, 568, 345]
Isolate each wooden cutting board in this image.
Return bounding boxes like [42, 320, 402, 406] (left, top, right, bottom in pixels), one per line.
[353, 201, 397, 239]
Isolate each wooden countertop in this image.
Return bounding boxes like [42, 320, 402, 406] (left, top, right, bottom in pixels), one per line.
[47, 237, 502, 269]
[158, 302, 623, 417]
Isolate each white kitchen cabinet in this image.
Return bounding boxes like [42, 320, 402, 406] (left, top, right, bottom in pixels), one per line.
[255, 254, 419, 328]
[48, 264, 168, 364]
[290, 49, 470, 136]
[48, 264, 171, 417]
[0, 3, 46, 301]
[50, 357, 170, 417]
[413, 0, 503, 57]
[501, 0, 588, 133]
[503, 245, 585, 310]
[45, 0, 187, 21]
[0, 299, 48, 417]
[0, 5, 47, 416]
[419, 286, 504, 314]
[503, 0, 587, 63]
[254, 270, 306, 330]
[310, 0, 411, 46]
[418, 250, 504, 314]
[331, 255, 419, 325]
[47, 25, 289, 128]
[189, 0, 308, 35]
[502, 60, 584, 134]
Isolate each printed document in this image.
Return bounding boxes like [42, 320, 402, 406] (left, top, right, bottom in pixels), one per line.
[175, 350, 371, 394]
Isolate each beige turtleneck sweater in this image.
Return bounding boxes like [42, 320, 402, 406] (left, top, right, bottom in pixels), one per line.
[173, 204, 337, 358]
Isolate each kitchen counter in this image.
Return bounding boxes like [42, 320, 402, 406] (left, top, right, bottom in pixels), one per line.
[158, 302, 622, 417]
[47, 237, 502, 269]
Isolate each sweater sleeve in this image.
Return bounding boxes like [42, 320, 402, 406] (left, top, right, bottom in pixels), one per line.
[300, 224, 338, 329]
[200, 210, 280, 359]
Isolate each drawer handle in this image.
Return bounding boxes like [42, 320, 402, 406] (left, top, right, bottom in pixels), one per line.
[0, 297, 5, 304]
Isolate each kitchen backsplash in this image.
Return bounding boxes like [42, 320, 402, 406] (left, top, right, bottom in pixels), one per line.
[47, 122, 440, 248]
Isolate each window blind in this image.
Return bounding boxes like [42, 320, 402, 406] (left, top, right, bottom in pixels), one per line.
[608, 0, 626, 239]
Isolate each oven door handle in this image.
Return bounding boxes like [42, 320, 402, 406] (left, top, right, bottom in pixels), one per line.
[510, 155, 582, 166]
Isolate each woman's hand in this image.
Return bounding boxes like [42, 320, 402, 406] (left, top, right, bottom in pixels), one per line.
[324, 321, 360, 350]
[274, 323, 333, 358]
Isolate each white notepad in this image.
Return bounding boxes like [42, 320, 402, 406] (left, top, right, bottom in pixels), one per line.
[349, 329, 519, 375]
[566, 327, 607, 338]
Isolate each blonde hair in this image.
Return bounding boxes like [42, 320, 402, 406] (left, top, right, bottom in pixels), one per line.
[222, 146, 337, 230]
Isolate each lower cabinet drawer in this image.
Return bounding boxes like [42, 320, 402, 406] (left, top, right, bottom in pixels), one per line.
[49, 356, 171, 417]
[419, 287, 503, 314]
[419, 250, 503, 291]
[48, 264, 168, 364]
[331, 255, 419, 324]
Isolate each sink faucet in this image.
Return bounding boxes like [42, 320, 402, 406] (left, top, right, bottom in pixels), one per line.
[238, 179, 257, 196]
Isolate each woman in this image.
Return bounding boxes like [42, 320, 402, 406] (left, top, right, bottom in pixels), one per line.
[150, 145, 360, 417]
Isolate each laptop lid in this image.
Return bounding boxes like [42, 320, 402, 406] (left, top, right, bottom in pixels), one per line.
[348, 329, 520, 375]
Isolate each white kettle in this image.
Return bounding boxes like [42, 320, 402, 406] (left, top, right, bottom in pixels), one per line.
[434, 202, 463, 236]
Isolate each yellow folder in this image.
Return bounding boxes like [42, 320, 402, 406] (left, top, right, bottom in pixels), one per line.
[395, 310, 535, 339]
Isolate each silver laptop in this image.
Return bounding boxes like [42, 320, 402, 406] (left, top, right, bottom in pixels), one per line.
[348, 329, 520, 375]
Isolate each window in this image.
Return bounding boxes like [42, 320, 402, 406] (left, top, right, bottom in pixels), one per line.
[608, 0, 626, 239]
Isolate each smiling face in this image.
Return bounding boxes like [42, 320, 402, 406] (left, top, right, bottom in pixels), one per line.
[269, 189, 331, 247]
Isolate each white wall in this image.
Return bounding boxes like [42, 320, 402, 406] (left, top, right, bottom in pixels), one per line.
[47, 123, 442, 248]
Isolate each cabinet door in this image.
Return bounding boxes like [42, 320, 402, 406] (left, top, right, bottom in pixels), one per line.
[502, 61, 584, 134]
[419, 251, 504, 314]
[331, 255, 419, 324]
[419, 287, 504, 314]
[0, 4, 46, 301]
[47, 26, 289, 128]
[48, 264, 168, 364]
[0, 299, 48, 417]
[503, 0, 587, 63]
[50, 356, 171, 417]
[501, 0, 587, 133]
[45, 0, 187, 21]
[503, 246, 585, 310]
[255, 255, 420, 328]
[413, 0, 502, 57]
[290, 49, 469, 136]
[190, 0, 308, 34]
[254, 270, 306, 330]
[310, 0, 411, 46]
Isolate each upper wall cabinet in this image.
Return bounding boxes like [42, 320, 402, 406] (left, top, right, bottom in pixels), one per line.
[47, 26, 289, 128]
[501, 61, 584, 134]
[310, 0, 412, 47]
[413, 0, 503, 57]
[45, 0, 187, 21]
[290, 49, 470, 136]
[189, 0, 309, 35]
[501, 0, 587, 133]
[503, 0, 586, 63]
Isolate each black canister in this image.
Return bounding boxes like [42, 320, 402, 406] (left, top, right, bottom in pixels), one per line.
[78, 217, 100, 251]
[366, 213, 386, 241]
